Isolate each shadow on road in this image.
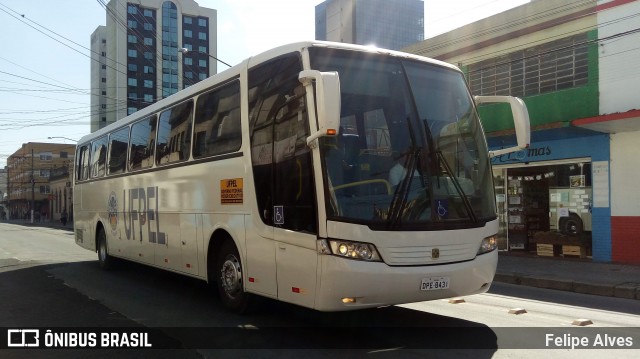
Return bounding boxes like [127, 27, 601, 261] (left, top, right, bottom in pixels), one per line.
[1, 258, 498, 356]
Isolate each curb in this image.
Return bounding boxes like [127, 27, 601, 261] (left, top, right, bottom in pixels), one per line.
[494, 273, 640, 300]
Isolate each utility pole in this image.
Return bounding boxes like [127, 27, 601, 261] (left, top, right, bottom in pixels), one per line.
[31, 149, 35, 223]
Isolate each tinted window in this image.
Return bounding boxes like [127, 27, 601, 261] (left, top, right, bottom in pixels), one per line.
[108, 127, 130, 175]
[90, 136, 108, 178]
[248, 54, 316, 233]
[156, 100, 193, 165]
[193, 80, 241, 158]
[76, 145, 91, 181]
[129, 115, 157, 171]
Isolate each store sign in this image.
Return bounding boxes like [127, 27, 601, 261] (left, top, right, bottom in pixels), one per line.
[491, 145, 552, 164]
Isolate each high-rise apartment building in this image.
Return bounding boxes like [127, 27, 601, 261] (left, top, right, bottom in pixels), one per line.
[90, 0, 217, 132]
[315, 0, 424, 51]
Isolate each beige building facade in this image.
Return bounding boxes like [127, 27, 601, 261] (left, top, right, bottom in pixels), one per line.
[6, 143, 75, 222]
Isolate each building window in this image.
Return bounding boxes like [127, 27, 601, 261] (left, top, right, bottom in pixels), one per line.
[39, 152, 53, 161]
[144, 80, 153, 88]
[468, 33, 589, 98]
[39, 185, 51, 194]
[144, 9, 153, 17]
[144, 94, 154, 103]
[185, 71, 193, 79]
[128, 20, 137, 28]
[184, 16, 192, 24]
[184, 57, 193, 65]
[128, 107, 138, 115]
[101, 78, 106, 83]
[127, 35, 137, 43]
[143, 66, 154, 74]
[144, 52, 153, 60]
[144, 37, 153, 46]
[39, 169, 50, 178]
[101, 64, 106, 69]
[128, 93, 136, 99]
[128, 5, 137, 14]
[101, 104, 107, 109]
[144, 23, 153, 31]
[199, 59, 207, 68]
[60, 151, 68, 159]
[162, 1, 179, 99]
[128, 49, 137, 58]
[128, 78, 137, 86]
[183, 43, 192, 51]
[198, 32, 207, 40]
[198, 18, 207, 27]
[128, 64, 138, 71]
[184, 29, 192, 38]
[199, 73, 207, 80]
[199, 46, 207, 53]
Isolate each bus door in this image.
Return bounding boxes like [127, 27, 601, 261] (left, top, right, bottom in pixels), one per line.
[272, 82, 318, 308]
[248, 54, 319, 307]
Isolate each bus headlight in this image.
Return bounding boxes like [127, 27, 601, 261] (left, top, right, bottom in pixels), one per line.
[319, 239, 382, 261]
[477, 235, 498, 255]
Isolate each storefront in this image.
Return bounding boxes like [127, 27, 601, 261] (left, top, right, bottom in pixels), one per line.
[488, 127, 611, 262]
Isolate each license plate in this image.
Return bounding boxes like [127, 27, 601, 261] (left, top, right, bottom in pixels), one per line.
[420, 277, 450, 291]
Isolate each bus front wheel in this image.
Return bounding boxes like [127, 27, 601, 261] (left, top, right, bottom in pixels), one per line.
[216, 240, 250, 313]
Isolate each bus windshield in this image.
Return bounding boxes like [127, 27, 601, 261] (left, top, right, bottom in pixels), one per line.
[310, 48, 495, 230]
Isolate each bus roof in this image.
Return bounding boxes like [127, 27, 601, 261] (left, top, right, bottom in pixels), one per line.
[78, 41, 460, 146]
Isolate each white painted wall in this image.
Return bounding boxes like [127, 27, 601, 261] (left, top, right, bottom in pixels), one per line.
[598, 0, 640, 114]
[610, 131, 640, 216]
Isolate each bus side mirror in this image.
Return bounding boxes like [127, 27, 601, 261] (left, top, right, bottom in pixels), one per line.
[475, 95, 531, 158]
[299, 70, 341, 145]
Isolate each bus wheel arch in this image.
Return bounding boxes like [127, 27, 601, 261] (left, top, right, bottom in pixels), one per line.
[206, 230, 251, 313]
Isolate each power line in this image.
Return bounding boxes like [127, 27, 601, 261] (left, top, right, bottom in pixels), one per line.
[0, 3, 128, 78]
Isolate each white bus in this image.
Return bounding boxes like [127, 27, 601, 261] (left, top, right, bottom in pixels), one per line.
[74, 41, 530, 313]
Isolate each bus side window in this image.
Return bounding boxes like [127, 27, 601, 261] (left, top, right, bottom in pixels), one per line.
[108, 127, 129, 175]
[91, 136, 108, 178]
[77, 145, 91, 181]
[129, 115, 157, 171]
[193, 80, 241, 158]
[156, 100, 193, 165]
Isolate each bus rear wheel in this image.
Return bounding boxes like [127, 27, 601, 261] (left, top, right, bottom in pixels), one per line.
[216, 240, 250, 313]
[97, 227, 112, 270]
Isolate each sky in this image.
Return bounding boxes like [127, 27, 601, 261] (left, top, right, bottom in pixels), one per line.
[0, 0, 529, 169]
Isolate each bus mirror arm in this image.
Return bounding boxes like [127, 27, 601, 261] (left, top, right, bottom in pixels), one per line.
[299, 70, 341, 146]
[475, 95, 531, 158]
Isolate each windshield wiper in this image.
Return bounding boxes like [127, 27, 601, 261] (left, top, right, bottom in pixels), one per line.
[387, 146, 419, 229]
[434, 149, 477, 223]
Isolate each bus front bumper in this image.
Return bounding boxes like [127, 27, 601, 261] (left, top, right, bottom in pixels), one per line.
[314, 250, 497, 312]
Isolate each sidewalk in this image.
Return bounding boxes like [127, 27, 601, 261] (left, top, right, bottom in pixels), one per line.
[496, 251, 640, 300]
[3, 219, 639, 300]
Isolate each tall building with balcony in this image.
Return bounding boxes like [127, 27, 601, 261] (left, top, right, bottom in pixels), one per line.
[315, 0, 424, 50]
[404, 0, 640, 264]
[90, 0, 217, 132]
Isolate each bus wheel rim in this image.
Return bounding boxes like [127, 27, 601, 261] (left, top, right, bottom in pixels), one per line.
[220, 256, 242, 298]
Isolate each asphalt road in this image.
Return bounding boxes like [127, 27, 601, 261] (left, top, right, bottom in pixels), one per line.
[1, 223, 639, 358]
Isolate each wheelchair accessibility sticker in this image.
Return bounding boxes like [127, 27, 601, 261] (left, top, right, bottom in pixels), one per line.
[274, 206, 284, 225]
[436, 200, 448, 219]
